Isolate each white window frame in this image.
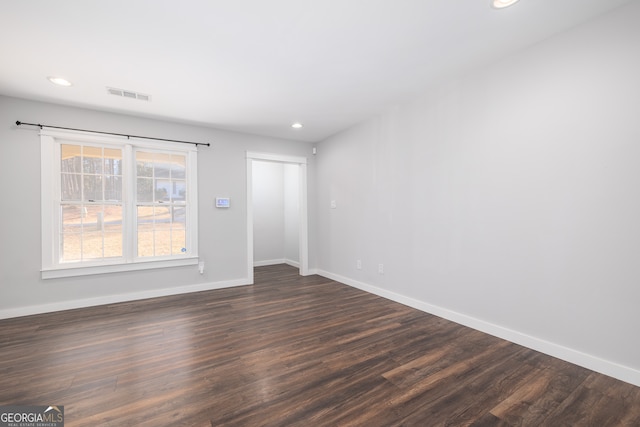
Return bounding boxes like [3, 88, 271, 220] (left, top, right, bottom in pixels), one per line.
[41, 129, 198, 279]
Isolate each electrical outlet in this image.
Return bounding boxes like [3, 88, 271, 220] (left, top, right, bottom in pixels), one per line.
[356, 259, 362, 270]
[330, 200, 337, 209]
[378, 263, 384, 274]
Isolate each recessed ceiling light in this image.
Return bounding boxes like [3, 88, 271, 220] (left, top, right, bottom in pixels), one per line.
[291, 123, 303, 129]
[491, 0, 520, 9]
[47, 76, 72, 87]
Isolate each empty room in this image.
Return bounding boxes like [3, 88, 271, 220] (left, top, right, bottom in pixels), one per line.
[1, 0, 640, 425]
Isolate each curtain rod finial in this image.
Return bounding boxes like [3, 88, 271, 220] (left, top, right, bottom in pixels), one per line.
[15, 120, 21, 126]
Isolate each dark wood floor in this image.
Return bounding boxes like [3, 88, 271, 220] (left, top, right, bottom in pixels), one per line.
[1, 265, 639, 426]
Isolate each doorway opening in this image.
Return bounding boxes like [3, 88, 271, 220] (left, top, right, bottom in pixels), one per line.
[246, 152, 309, 283]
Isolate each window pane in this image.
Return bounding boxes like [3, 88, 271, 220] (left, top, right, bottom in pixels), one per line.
[155, 180, 171, 202]
[105, 176, 122, 201]
[82, 230, 104, 259]
[104, 206, 123, 260]
[104, 148, 122, 176]
[61, 205, 82, 232]
[172, 180, 186, 202]
[137, 206, 154, 257]
[61, 144, 81, 173]
[60, 204, 122, 262]
[171, 232, 186, 255]
[61, 204, 86, 262]
[136, 151, 154, 177]
[82, 205, 104, 232]
[137, 206, 154, 223]
[154, 229, 171, 256]
[83, 146, 103, 174]
[154, 206, 171, 257]
[82, 206, 105, 259]
[61, 144, 82, 201]
[137, 162, 153, 177]
[172, 208, 186, 256]
[61, 233, 82, 262]
[104, 233, 123, 258]
[104, 205, 122, 222]
[155, 206, 171, 221]
[170, 154, 186, 179]
[83, 175, 103, 201]
[137, 206, 177, 257]
[172, 206, 186, 228]
[137, 232, 154, 257]
[154, 153, 172, 178]
[61, 173, 82, 201]
[137, 178, 153, 202]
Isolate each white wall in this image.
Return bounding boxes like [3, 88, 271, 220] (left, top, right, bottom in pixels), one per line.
[315, 2, 640, 385]
[252, 161, 285, 263]
[0, 95, 315, 317]
[252, 161, 300, 266]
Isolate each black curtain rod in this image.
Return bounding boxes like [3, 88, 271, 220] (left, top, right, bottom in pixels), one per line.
[15, 121, 211, 147]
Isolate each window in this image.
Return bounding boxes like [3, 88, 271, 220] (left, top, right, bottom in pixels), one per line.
[59, 143, 124, 262]
[135, 151, 188, 258]
[41, 129, 198, 278]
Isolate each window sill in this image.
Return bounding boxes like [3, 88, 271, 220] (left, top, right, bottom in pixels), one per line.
[41, 257, 199, 279]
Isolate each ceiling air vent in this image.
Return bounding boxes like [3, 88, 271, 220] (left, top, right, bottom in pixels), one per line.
[107, 87, 151, 101]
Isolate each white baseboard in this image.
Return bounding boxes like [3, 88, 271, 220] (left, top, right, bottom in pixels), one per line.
[254, 258, 300, 268]
[316, 269, 640, 388]
[0, 278, 252, 320]
[253, 259, 286, 267]
[284, 259, 300, 268]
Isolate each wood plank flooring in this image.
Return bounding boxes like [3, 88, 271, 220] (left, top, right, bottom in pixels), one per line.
[1, 264, 639, 426]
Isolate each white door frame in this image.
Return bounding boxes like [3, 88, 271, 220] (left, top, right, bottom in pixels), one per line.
[246, 152, 309, 283]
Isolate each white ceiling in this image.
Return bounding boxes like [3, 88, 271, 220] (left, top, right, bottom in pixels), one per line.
[0, 0, 633, 142]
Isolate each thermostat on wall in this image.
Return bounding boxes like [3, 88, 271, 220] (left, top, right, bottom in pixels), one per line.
[216, 197, 230, 208]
